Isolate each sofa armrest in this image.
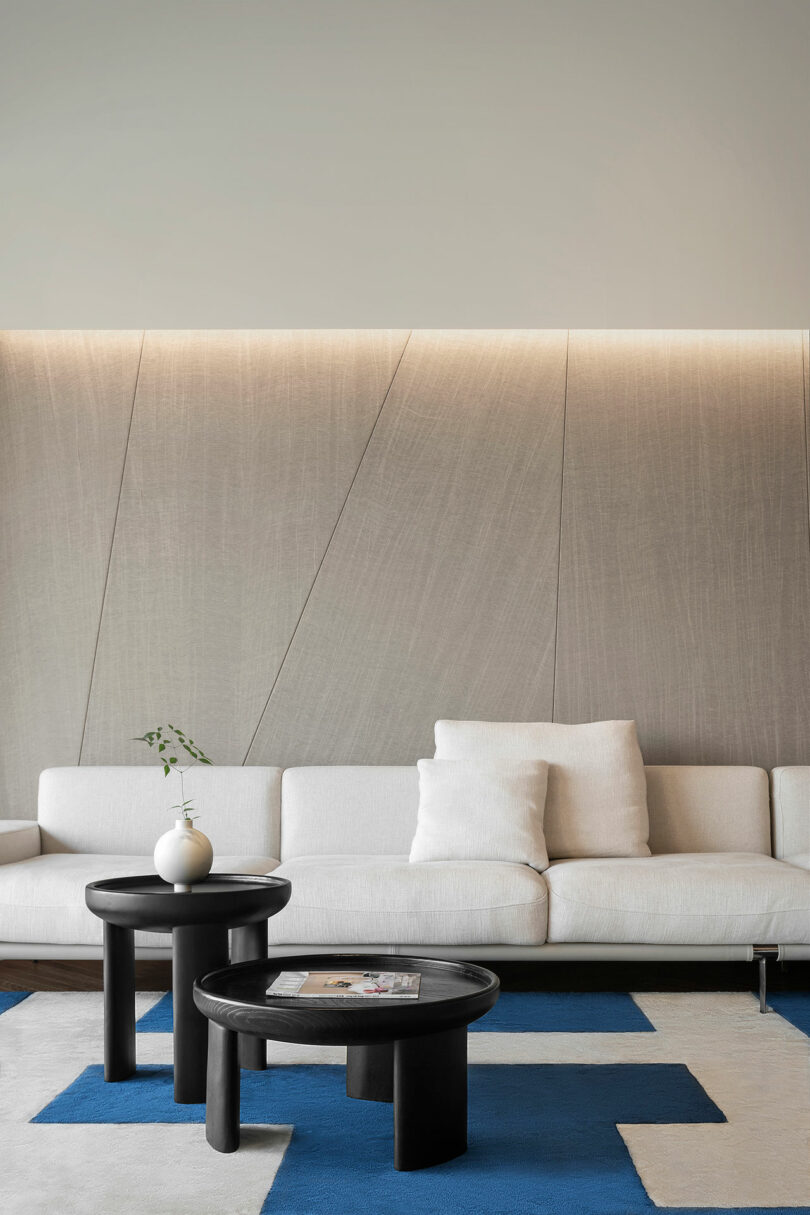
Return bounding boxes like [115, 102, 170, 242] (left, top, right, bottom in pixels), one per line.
[0, 820, 41, 865]
[771, 768, 810, 869]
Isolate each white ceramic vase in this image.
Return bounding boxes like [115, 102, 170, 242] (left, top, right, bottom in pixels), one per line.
[153, 818, 213, 892]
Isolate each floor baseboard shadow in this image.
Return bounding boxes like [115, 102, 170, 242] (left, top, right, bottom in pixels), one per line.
[1, 958, 807, 994]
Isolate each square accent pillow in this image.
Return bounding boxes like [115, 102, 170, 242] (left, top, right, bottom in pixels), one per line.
[409, 758, 550, 871]
[434, 719, 650, 860]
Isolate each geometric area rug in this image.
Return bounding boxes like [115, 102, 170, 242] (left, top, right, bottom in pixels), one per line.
[2, 990, 810, 1214]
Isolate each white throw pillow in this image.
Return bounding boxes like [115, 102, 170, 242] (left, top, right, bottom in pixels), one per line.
[409, 758, 550, 871]
[434, 719, 650, 860]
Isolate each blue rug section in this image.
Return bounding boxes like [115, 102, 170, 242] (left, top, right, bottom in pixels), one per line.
[35, 1060, 787, 1215]
[0, 991, 31, 1015]
[769, 991, 810, 1038]
[34, 1064, 194, 1123]
[470, 991, 654, 1033]
[136, 991, 173, 1032]
[136, 991, 655, 1035]
[261, 1063, 731, 1215]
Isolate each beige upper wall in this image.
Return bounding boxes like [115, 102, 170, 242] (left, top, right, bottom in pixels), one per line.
[2, 0, 810, 327]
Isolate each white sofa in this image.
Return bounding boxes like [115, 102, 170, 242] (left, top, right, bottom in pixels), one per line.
[1, 763, 809, 969]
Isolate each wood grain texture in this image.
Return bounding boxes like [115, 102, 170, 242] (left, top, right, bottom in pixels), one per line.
[0, 331, 143, 818]
[194, 953, 499, 1046]
[248, 330, 568, 766]
[80, 330, 409, 765]
[0, 959, 172, 991]
[85, 874, 291, 933]
[554, 330, 810, 768]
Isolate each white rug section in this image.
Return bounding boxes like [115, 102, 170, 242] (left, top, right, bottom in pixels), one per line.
[1, 989, 809, 1212]
[0, 991, 159, 1122]
[0, 1123, 291, 1215]
[620, 994, 810, 1209]
[0, 992, 291, 1215]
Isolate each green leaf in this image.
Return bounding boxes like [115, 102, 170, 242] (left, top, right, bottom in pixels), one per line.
[163, 764, 170, 776]
[169, 757, 178, 764]
[198, 757, 213, 765]
[158, 743, 165, 752]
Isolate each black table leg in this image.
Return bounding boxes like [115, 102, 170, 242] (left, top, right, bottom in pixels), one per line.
[230, 920, 268, 1070]
[103, 922, 135, 1081]
[206, 1020, 240, 1152]
[346, 1042, 394, 1101]
[393, 1026, 468, 1171]
[172, 923, 229, 1103]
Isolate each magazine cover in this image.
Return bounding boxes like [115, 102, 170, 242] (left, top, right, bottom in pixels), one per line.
[266, 970, 421, 999]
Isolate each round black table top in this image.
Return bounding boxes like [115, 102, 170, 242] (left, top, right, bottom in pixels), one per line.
[85, 873, 291, 934]
[193, 952, 500, 1046]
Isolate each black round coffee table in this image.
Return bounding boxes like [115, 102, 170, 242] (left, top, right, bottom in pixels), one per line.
[85, 874, 291, 1103]
[193, 952, 499, 1170]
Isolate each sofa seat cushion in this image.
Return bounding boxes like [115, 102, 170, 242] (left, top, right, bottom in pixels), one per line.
[546, 853, 810, 945]
[267, 855, 548, 945]
[0, 853, 279, 946]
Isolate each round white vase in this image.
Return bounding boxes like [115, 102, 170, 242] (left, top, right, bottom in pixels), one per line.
[153, 818, 214, 892]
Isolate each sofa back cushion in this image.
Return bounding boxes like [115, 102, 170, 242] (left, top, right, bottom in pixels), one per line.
[645, 765, 770, 855]
[38, 766, 282, 858]
[281, 766, 418, 860]
[769, 767, 809, 867]
[434, 719, 650, 859]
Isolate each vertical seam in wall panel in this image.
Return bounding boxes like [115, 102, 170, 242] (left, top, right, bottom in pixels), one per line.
[550, 329, 570, 723]
[77, 330, 145, 763]
[242, 330, 413, 764]
[803, 331, 810, 557]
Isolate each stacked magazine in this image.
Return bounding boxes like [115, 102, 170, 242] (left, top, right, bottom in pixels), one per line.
[266, 970, 421, 999]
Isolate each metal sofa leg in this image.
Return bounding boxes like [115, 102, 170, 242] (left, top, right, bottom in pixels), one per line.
[753, 946, 778, 1013]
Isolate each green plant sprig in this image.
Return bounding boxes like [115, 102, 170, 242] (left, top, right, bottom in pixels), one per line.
[169, 798, 199, 822]
[133, 725, 213, 819]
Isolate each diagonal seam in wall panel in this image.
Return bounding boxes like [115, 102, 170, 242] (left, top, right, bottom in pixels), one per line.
[244, 330, 568, 768]
[241, 330, 413, 764]
[77, 330, 145, 762]
[550, 329, 570, 723]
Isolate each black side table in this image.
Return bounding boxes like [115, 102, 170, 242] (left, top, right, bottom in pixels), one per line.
[193, 952, 499, 1170]
[85, 874, 291, 1104]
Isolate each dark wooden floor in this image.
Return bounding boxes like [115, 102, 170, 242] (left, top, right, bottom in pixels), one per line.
[1, 957, 807, 993]
[0, 960, 172, 991]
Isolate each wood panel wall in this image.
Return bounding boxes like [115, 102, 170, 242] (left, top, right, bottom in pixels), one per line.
[2, 330, 809, 817]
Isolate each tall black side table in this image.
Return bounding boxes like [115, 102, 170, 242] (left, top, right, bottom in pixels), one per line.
[85, 874, 291, 1104]
[193, 952, 499, 1170]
